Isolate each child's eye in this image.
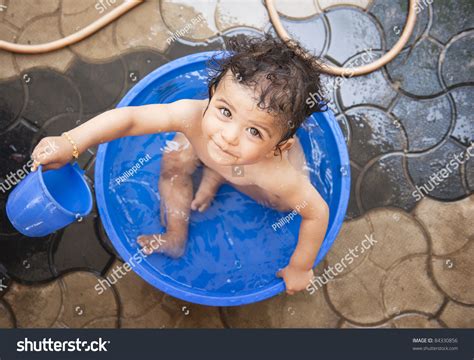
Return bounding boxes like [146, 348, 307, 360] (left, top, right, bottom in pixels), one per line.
[220, 107, 231, 118]
[247, 127, 262, 138]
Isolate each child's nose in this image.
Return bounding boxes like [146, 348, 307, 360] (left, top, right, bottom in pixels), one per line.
[221, 124, 240, 145]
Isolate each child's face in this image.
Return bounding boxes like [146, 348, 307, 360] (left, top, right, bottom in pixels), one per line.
[202, 72, 285, 166]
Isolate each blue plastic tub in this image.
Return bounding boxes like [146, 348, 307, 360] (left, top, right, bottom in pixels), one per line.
[95, 51, 350, 306]
[6, 162, 93, 237]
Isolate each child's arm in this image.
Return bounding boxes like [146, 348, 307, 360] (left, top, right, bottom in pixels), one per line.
[275, 177, 329, 295]
[31, 100, 202, 170]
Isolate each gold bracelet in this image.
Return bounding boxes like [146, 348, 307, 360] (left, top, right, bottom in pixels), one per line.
[62, 132, 79, 159]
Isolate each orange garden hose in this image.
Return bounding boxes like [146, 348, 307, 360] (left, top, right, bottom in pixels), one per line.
[265, 0, 418, 76]
[0, 0, 416, 76]
[0, 0, 143, 54]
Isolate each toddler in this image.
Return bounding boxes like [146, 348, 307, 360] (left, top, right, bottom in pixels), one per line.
[31, 35, 329, 294]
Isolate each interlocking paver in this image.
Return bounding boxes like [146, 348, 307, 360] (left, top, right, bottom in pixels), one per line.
[439, 301, 474, 328]
[223, 277, 339, 328]
[326, 215, 373, 277]
[275, 0, 319, 19]
[369, 0, 429, 51]
[3, 0, 59, 29]
[339, 55, 397, 109]
[15, 15, 74, 74]
[407, 139, 467, 200]
[216, 0, 269, 32]
[383, 255, 444, 316]
[318, 0, 371, 10]
[0, 78, 24, 132]
[326, 256, 386, 324]
[430, 0, 474, 44]
[22, 69, 81, 127]
[66, 57, 125, 114]
[325, 8, 381, 65]
[391, 314, 443, 328]
[431, 240, 474, 305]
[360, 154, 418, 212]
[161, 0, 218, 41]
[441, 32, 474, 87]
[0, 23, 19, 81]
[391, 93, 452, 152]
[386, 39, 444, 97]
[414, 196, 473, 256]
[60, 0, 122, 62]
[4, 281, 62, 327]
[346, 107, 406, 167]
[0, 301, 15, 328]
[450, 87, 474, 146]
[56, 271, 119, 328]
[115, 0, 170, 53]
[367, 209, 428, 270]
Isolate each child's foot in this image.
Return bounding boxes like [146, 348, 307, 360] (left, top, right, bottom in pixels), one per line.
[191, 184, 218, 212]
[137, 231, 187, 258]
[191, 169, 223, 212]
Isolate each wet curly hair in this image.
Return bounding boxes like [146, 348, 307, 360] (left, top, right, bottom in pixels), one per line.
[207, 33, 327, 154]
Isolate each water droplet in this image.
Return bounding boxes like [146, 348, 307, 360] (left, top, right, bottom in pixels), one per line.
[226, 278, 231, 283]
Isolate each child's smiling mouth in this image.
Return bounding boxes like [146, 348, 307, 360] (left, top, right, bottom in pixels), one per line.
[208, 137, 238, 162]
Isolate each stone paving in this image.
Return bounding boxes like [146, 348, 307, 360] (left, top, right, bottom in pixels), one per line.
[0, 0, 472, 328]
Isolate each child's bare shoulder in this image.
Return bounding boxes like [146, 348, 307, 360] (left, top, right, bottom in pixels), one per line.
[256, 162, 328, 215]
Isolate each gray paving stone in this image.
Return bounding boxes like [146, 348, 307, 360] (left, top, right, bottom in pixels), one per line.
[450, 86, 474, 146]
[325, 8, 381, 64]
[391, 93, 452, 152]
[386, 39, 444, 97]
[360, 154, 418, 212]
[369, 0, 430, 51]
[346, 107, 406, 167]
[442, 32, 474, 87]
[430, 0, 474, 44]
[407, 139, 467, 201]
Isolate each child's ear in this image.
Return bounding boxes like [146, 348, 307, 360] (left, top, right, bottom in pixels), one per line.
[267, 137, 295, 157]
[278, 137, 295, 152]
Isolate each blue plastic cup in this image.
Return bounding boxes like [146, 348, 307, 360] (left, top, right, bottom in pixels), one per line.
[6, 162, 93, 237]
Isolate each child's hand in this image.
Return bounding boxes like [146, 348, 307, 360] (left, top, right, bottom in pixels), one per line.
[276, 264, 314, 295]
[30, 136, 75, 171]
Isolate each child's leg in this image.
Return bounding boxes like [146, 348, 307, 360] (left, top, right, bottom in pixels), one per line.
[191, 166, 224, 212]
[137, 133, 199, 258]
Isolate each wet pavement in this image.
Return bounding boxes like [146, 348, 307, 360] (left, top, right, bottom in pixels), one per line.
[0, 0, 472, 328]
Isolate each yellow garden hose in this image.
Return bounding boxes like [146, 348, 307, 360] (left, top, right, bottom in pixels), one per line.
[0, 0, 416, 77]
[0, 0, 143, 54]
[265, 0, 418, 76]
